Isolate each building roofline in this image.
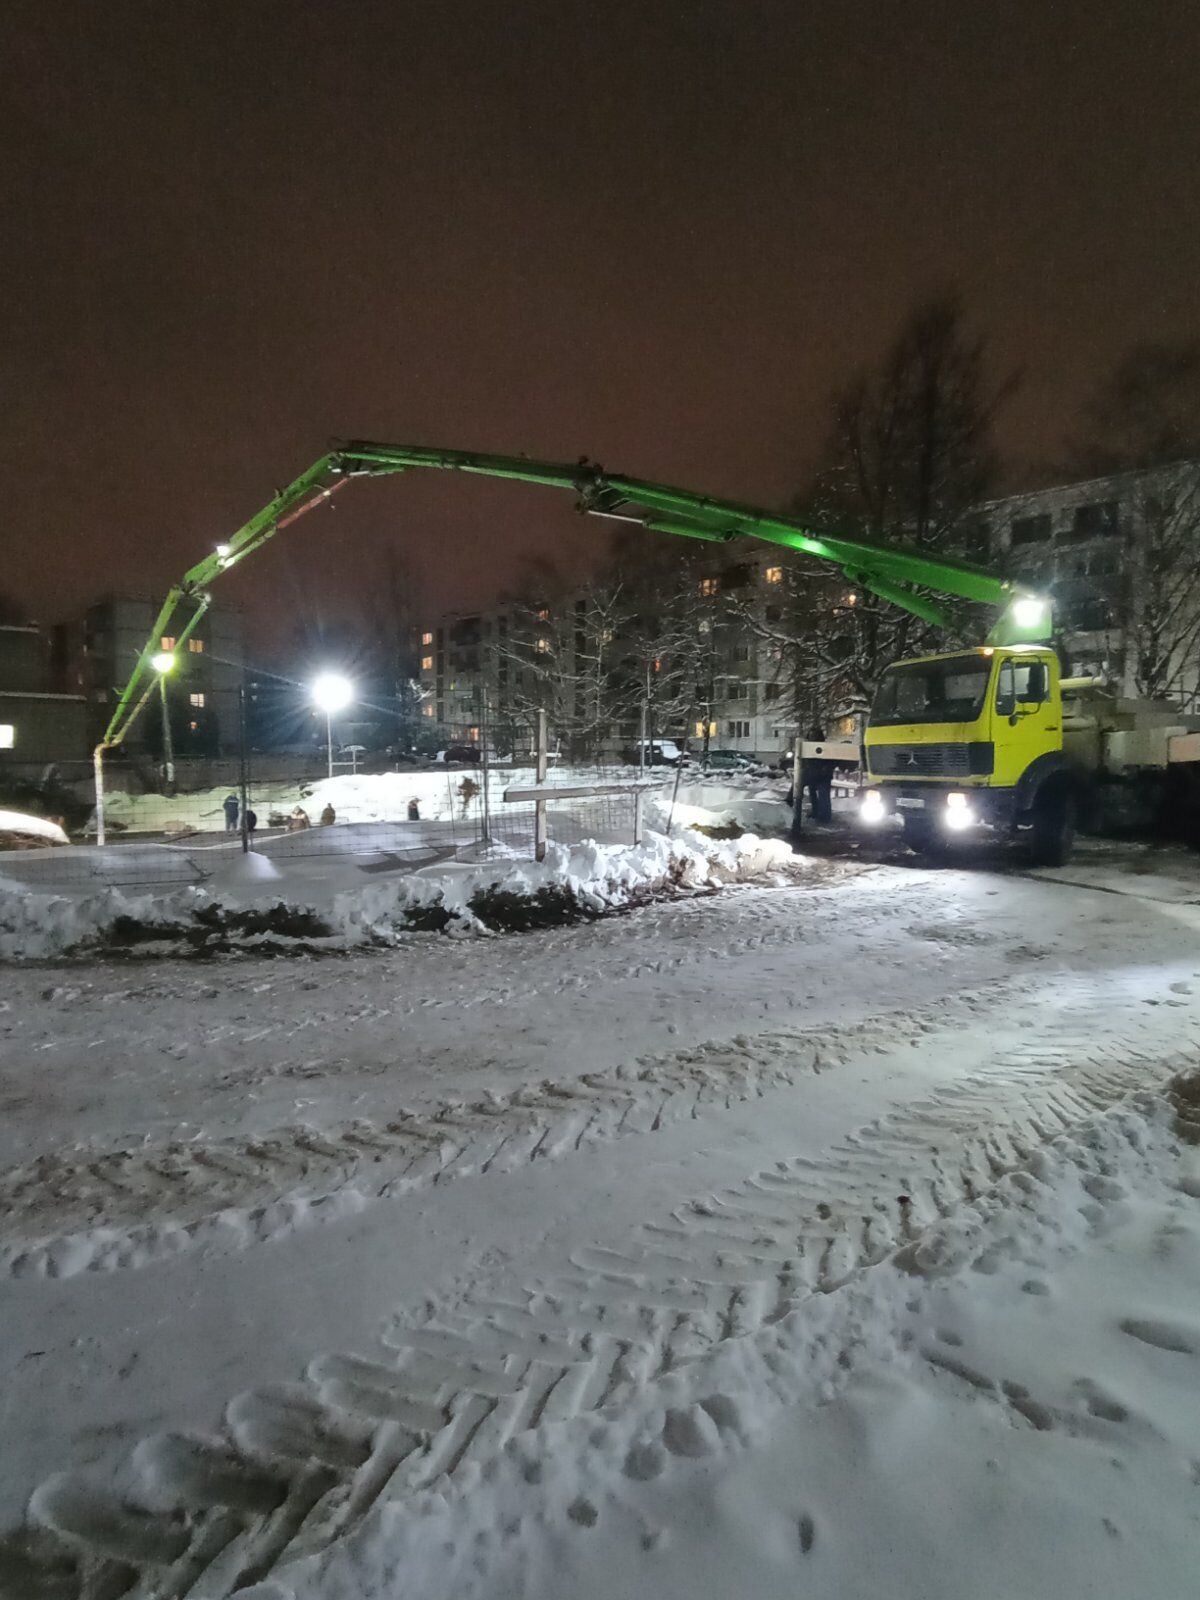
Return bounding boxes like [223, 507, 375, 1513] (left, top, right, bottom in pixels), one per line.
[0, 690, 86, 703]
[981, 458, 1200, 512]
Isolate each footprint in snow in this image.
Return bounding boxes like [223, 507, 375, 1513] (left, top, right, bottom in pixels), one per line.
[1119, 1318, 1199, 1356]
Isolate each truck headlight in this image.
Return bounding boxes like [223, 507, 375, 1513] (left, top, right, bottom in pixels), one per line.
[860, 790, 886, 825]
[944, 792, 975, 831]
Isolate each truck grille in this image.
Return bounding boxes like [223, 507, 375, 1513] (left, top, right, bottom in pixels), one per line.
[869, 742, 973, 778]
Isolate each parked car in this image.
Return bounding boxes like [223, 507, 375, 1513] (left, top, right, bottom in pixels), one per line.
[435, 745, 483, 766]
[623, 738, 688, 767]
[700, 749, 755, 772]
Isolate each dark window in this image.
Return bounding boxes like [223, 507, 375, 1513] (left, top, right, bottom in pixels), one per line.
[995, 658, 1048, 716]
[765, 682, 782, 701]
[872, 654, 992, 726]
[720, 563, 752, 591]
[1067, 501, 1119, 541]
[765, 605, 782, 623]
[1011, 514, 1051, 547]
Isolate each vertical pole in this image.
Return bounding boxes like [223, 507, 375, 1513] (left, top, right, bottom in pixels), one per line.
[634, 788, 643, 846]
[93, 744, 107, 846]
[535, 706, 548, 862]
[326, 710, 334, 780]
[639, 686, 647, 773]
[160, 673, 175, 791]
[791, 725, 805, 841]
[238, 676, 250, 854]
[480, 683, 492, 844]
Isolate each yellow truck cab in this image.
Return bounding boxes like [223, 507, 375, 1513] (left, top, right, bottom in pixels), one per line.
[861, 645, 1076, 863]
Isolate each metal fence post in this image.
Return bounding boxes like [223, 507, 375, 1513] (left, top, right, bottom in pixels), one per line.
[791, 727, 805, 840]
[633, 788, 643, 845]
[93, 744, 107, 847]
[238, 677, 250, 853]
[535, 707, 548, 861]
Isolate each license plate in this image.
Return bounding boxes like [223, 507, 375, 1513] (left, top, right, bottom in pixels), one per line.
[895, 797, 925, 810]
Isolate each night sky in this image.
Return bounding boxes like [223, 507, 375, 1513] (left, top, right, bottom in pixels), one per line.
[4, 0, 1198, 646]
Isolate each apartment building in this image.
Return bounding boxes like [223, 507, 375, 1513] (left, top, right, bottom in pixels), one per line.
[0, 623, 88, 773]
[81, 597, 245, 756]
[417, 549, 799, 759]
[981, 461, 1200, 705]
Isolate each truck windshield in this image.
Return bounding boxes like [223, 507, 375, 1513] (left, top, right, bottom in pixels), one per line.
[871, 656, 992, 726]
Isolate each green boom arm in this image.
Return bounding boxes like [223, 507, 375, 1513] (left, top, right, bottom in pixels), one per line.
[102, 440, 1020, 749]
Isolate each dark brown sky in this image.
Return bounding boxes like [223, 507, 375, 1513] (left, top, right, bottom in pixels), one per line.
[4, 0, 1198, 647]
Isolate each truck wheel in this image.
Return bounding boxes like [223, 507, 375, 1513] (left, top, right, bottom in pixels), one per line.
[1030, 788, 1076, 867]
[902, 816, 943, 857]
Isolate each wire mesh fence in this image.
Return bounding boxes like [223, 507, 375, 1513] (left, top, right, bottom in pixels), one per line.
[0, 731, 683, 894]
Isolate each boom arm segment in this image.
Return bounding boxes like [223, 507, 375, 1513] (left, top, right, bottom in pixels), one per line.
[102, 439, 1020, 750]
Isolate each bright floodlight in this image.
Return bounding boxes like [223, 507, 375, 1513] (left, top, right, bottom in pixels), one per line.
[1011, 596, 1048, 629]
[150, 651, 176, 674]
[860, 790, 886, 826]
[312, 672, 354, 714]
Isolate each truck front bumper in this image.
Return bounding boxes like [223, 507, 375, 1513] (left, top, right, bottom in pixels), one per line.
[860, 782, 1021, 832]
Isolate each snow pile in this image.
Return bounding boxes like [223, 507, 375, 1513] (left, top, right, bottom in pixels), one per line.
[0, 830, 796, 960]
[279, 1084, 1199, 1600]
[0, 809, 69, 848]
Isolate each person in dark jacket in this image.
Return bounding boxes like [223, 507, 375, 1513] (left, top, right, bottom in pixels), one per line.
[223, 793, 239, 832]
[804, 726, 835, 824]
[407, 797, 421, 821]
[245, 808, 258, 837]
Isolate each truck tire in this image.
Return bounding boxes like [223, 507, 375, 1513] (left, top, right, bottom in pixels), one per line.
[1030, 787, 1076, 867]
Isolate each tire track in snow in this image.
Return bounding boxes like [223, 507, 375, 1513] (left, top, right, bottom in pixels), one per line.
[0, 974, 1017, 1280]
[6, 973, 1199, 1597]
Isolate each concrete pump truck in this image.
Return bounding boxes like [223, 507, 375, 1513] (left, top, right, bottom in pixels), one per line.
[97, 441, 1200, 865]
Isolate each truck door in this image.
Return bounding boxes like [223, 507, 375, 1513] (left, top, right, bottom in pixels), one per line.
[993, 654, 1060, 786]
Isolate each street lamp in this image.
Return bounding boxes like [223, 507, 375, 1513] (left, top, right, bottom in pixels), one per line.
[150, 651, 176, 789]
[312, 672, 354, 779]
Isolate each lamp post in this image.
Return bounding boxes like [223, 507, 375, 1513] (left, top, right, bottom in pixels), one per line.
[150, 650, 176, 790]
[311, 672, 354, 779]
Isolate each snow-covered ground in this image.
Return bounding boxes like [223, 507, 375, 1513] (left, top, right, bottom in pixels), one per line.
[1, 842, 1199, 1597]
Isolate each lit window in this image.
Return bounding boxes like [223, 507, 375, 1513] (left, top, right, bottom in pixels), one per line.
[765, 566, 783, 584]
[653, 658, 662, 673]
[188, 720, 199, 732]
[421, 631, 434, 646]
[421, 655, 434, 671]
[536, 638, 550, 654]
[0, 725, 13, 749]
[189, 692, 205, 708]
[845, 592, 858, 606]
[699, 577, 718, 597]
[188, 638, 204, 653]
[537, 608, 550, 622]
[468, 726, 479, 740]
[422, 704, 435, 717]
[160, 635, 176, 651]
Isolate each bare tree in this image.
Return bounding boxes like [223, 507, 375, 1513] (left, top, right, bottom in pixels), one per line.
[496, 572, 632, 759]
[1128, 465, 1200, 706]
[798, 294, 1016, 707]
[1075, 343, 1200, 706]
[1073, 342, 1200, 472]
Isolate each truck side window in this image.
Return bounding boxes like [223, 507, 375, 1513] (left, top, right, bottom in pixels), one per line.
[997, 658, 1048, 718]
[995, 661, 1016, 718]
[1014, 661, 1048, 703]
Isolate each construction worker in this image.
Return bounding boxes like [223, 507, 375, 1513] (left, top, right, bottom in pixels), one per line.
[804, 726, 835, 824]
